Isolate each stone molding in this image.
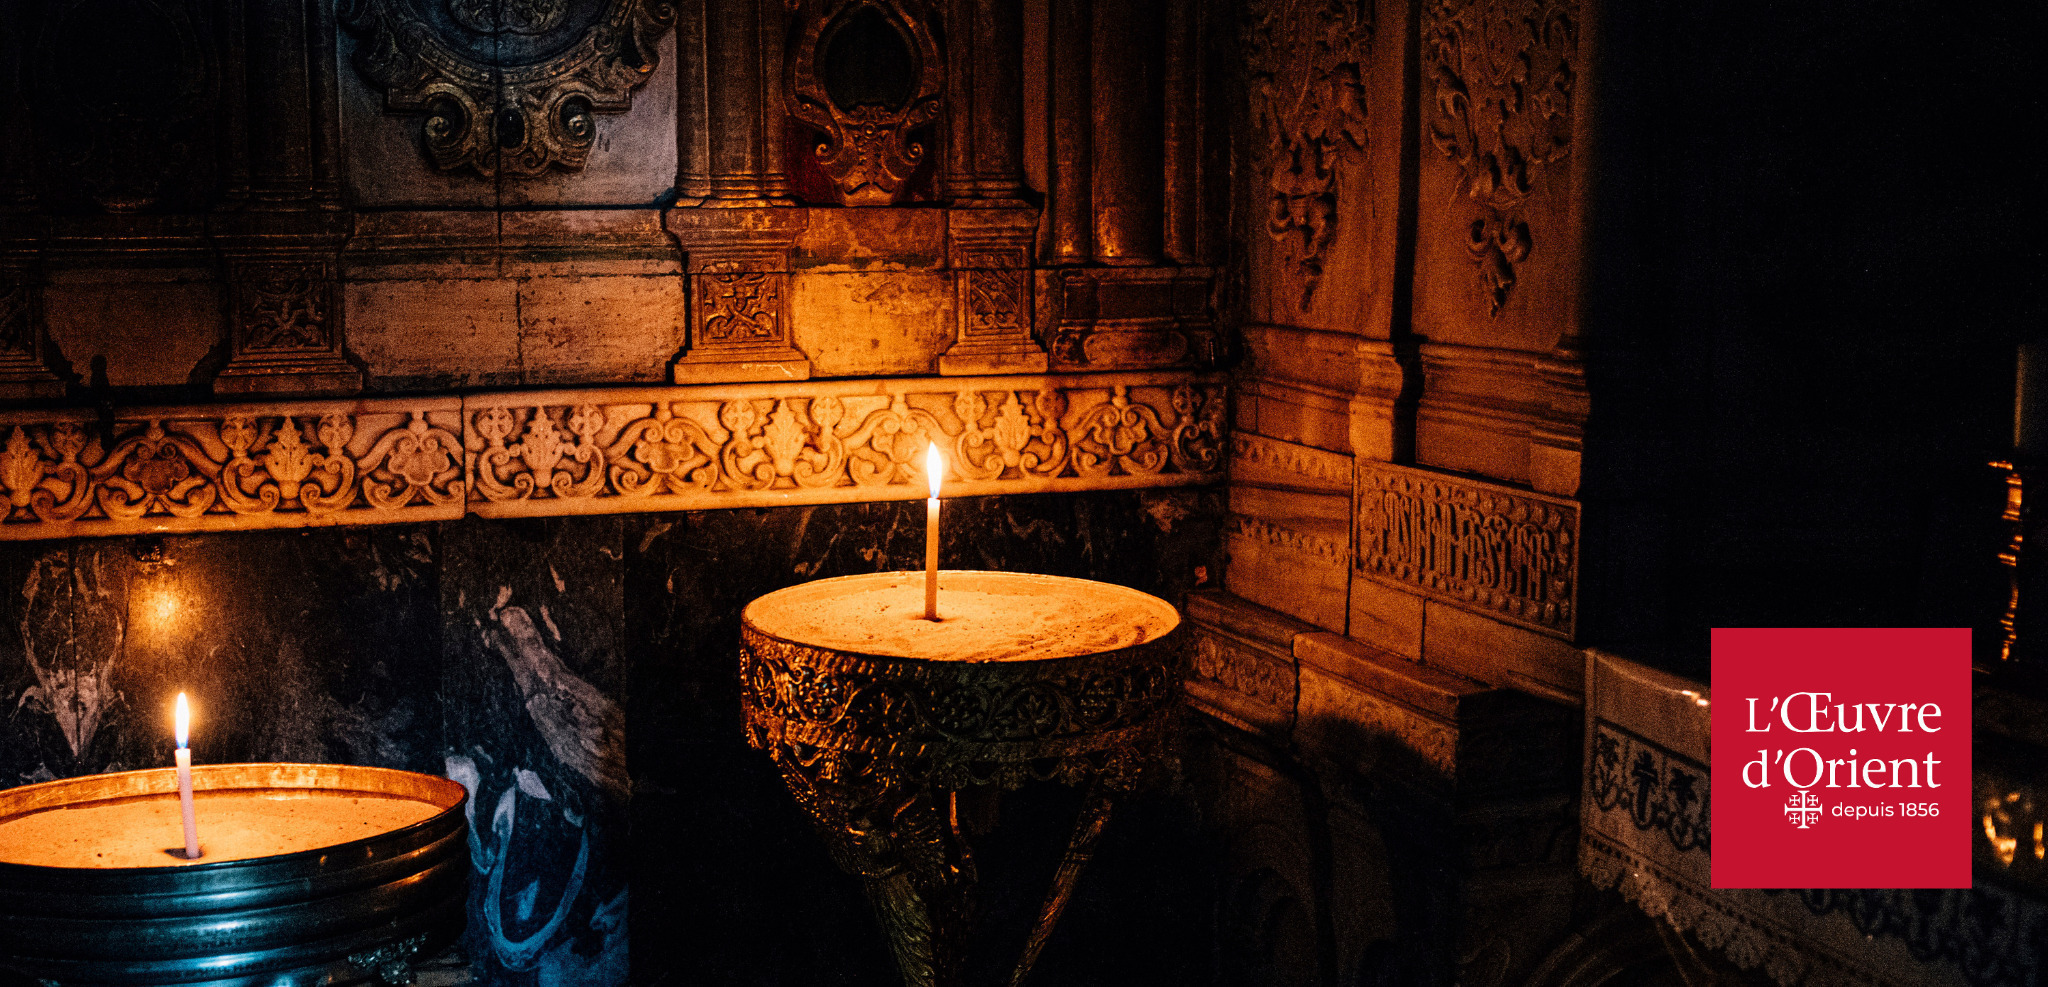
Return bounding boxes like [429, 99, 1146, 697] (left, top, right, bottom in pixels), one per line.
[0, 371, 1222, 541]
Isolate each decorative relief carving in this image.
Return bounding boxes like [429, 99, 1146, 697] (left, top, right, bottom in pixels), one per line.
[340, 0, 676, 176]
[1355, 461, 1577, 637]
[467, 375, 1224, 516]
[786, 0, 945, 204]
[697, 268, 783, 344]
[1425, 0, 1578, 314]
[1243, 0, 1373, 309]
[1191, 632, 1294, 713]
[0, 374, 1219, 538]
[1230, 432, 1350, 488]
[0, 404, 466, 538]
[1589, 722, 1708, 855]
[1230, 514, 1344, 565]
[237, 265, 333, 353]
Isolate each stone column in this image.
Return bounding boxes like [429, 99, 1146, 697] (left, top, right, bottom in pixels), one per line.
[679, 0, 797, 204]
[1087, 0, 1163, 266]
[213, 0, 361, 396]
[943, 0, 1029, 206]
[1044, 0, 1092, 265]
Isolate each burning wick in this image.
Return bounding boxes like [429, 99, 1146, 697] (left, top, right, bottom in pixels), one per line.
[173, 693, 200, 860]
[924, 442, 942, 621]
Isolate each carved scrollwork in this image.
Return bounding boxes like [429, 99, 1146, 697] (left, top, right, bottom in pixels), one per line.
[786, 0, 945, 204]
[1, 373, 1221, 538]
[954, 391, 1067, 483]
[1243, 0, 1373, 309]
[339, 0, 677, 176]
[1072, 386, 1171, 478]
[1425, 0, 1578, 314]
[237, 268, 332, 353]
[0, 404, 466, 537]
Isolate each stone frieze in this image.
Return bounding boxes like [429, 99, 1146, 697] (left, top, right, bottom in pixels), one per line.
[1354, 460, 1577, 638]
[0, 372, 1223, 540]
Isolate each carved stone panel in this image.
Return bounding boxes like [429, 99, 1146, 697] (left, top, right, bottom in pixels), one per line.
[1050, 267, 1217, 372]
[0, 399, 466, 539]
[340, 0, 676, 176]
[1242, 0, 1373, 310]
[1227, 432, 1351, 630]
[668, 207, 811, 383]
[1354, 460, 1577, 638]
[215, 254, 365, 397]
[1421, 0, 1579, 319]
[939, 209, 1047, 374]
[0, 260, 66, 400]
[786, 0, 945, 205]
[463, 373, 1225, 517]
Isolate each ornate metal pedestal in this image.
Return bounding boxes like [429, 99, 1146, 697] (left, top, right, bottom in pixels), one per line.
[739, 571, 1183, 987]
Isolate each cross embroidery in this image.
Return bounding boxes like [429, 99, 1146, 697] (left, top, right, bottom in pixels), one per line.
[1783, 790, 1821, 829]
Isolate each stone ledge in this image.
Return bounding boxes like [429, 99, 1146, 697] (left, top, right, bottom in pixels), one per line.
[1185, 590, 1573, 794]
[0, 370, 1224, 540]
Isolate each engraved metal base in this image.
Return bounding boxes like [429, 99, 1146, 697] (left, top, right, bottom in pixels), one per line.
[739, 584, 1183, 987]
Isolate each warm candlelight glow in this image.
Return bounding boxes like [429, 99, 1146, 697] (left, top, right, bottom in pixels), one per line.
[925, 442, 943, 498]
[174, 692, 190, 750]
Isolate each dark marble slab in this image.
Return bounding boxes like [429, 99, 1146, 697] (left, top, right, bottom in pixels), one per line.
[0, 526, 443, 786]
[440, 516, 632, 987]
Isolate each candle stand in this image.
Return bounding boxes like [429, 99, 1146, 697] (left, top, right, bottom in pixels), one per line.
[0, 763, 468, 987]
[740, 571, 1183, 987]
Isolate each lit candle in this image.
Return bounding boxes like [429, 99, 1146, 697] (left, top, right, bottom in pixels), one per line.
[173, 693, 199, 859]
[924, 442, 942, 621]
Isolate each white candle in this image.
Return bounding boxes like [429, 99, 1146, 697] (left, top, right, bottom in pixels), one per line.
[174, 693, 199, 860]
[924, 442, 942, 621]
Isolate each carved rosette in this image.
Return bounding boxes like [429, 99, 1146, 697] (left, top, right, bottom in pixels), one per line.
[1242, 0, 1373, 310]
[787, 0, 945, 204]
[0, 402, 466, 537]
[1425, 0, 1578, 314]
[340, 0, 676, 176]
[1355, 460, 1578, 637]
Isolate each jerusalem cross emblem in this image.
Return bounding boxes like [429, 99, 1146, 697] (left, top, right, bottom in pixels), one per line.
[1783, 790, 1822, 829]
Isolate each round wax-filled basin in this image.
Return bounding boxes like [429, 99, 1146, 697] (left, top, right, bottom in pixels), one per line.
[741, 571, 1184, 764]
[0, 763, 468, 987]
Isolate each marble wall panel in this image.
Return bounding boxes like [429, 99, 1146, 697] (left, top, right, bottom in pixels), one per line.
[440, 516, 633, 987]
[0, 525, 443, 785]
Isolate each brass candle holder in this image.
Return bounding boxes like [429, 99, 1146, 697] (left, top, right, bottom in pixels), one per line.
[739, 570, 1183, 987]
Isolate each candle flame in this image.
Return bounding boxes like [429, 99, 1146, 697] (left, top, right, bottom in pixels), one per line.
[174, 692, 189, 749]
[926, 442, 943, 499]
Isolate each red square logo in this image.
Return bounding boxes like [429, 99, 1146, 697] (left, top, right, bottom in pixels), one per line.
[1711, 628, 1971, 888]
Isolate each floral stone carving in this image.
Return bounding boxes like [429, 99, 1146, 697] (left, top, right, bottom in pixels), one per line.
[1243, 0, 1373, 310]
[1425, 0, 1578, 314]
